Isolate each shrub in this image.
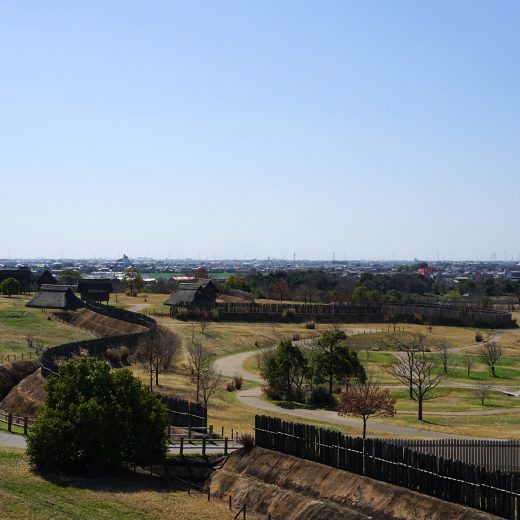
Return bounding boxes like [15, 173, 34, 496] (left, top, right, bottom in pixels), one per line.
[237, 432, 255, 451]
[475, 331, 484, 343]
[305, 320, 316, 329]
[119, 346, 130, 365]
[262, 385, 283, 400]
[233, 373, 243, 390]
[105, 348, 122, 365]
[304, 385, 335, 407]
[211, 310, 220, 321]
[226, 381, 235, 392]
[292, 333, 301, 341]
[27, 358, 168, 475]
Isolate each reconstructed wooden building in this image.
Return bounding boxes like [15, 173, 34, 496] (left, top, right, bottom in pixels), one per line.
[77, 279, 113, 304]
[26, 285, 84, 310]
[164, 279, 217, 311]
[0, 267, 36, 292]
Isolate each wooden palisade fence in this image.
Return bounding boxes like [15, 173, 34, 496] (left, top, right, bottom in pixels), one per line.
[171, 302, 515, 328]
[255, 416, 520, 520]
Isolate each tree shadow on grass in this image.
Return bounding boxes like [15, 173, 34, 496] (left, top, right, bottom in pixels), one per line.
[37, 467, 174, 494]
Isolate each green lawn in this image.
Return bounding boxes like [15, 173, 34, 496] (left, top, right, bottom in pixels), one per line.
[0, 448, 236, 520]
[0, 296, 94, 356]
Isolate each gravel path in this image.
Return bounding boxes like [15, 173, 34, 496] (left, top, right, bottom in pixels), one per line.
[0, 431, 26, 448]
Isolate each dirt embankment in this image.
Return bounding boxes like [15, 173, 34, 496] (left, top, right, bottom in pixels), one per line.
[0, 368, 45, 417]
[210, 447, 500, 520]
[54, 309, 147, 337]
[0, 360, 40, 401]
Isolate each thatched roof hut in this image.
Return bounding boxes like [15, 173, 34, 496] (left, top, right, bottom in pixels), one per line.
[164, 279, 217, 307]
[26, 285, 84, 310]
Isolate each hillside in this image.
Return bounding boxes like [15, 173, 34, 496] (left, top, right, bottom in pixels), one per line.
[0, 447, 236, 520]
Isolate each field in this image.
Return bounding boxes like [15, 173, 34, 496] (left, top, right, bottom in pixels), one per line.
[0, 296, 94, 357]
[0, 448, 235, 520]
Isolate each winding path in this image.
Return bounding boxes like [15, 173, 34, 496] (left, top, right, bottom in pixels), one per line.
[214, 348, 520, 439]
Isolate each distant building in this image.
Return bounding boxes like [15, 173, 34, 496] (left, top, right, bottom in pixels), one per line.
[0, 267, 36, 292]
[36, 269, 58, 290]
[26, 285, 84, 310]
[77, 279, 113, 304]
[418, 267, 435, 277]
[164, 279, 217, 308]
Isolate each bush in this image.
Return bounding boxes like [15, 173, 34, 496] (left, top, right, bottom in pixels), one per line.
[211, 310, 220, 321]
[292, 333, 301, 341]
[262, 385, 283, 400]
[233, 373, 243, 390]
[475, 331, 484, 342]
[105, 348, 122, 365]
[237, 432, 255, 451]
[304, 385, 335, 407]
[305, 320, 316, 329]
[27, 358, 168, 475]
[226, 381, 235, 392]
[119, 346, 130, 365]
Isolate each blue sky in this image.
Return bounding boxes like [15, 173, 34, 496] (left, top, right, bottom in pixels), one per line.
[1, 1, 519, 260]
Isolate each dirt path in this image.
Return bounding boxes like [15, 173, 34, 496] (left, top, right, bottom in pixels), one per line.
[127, 303, 151, 312]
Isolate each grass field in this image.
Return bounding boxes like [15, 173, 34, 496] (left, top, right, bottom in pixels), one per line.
[0, 448, 235, 520]
[0, 296, 94, 357]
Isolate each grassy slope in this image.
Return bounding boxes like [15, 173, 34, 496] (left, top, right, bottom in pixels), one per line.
[0, 448, 235, 520]
[0, 296, 94, 356]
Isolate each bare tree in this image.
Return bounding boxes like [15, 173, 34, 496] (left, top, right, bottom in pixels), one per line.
[199, 364, 223, 407]
[479, 341, 503, 377]
[187, 341, 213, 402]
[158, 328, 182, 370]
[200, 320, 208, 335]
[385, 332, 428, 400]
[25, 334, 45, 356]
[462, 355, 475, 378]
[386, 350, 448, 420]
[438, 340, 451, 375]
[475, 382, 494, 405]
[136, 327, 181, 389]
[337, 373, 396, 438]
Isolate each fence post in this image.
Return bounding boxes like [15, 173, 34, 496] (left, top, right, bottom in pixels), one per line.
[243, 504, 246, 519]
[202, 437, 207, 456]
[168, 424, 171, 442]
[229, 494, 232, 510]
[180, 436, 184, 456]
[225, 437, 228, 456]
[23, 417, 28, 436]
[7, 413, 12, 432]
[207, 486, 211, 501]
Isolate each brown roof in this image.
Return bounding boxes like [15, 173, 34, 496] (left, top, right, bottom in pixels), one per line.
[26, 285, 84, 310]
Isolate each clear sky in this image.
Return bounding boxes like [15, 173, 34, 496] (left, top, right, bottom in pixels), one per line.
[1, 1, 519, 261]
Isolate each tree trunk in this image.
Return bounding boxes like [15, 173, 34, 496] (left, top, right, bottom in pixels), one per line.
[418, 397, 423, 420]
[155, 365, 159, 386]
[362, 418, 367, 439]
[491, 365, 496, 377]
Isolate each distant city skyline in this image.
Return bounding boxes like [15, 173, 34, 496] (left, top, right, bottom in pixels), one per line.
[1, 1, 519, 260]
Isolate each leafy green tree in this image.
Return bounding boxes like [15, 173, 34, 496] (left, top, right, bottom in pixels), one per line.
[224, 274, 252, 292]
[27, 358, 168, 474]
[309, 330, 364, 396]
[259, 339, 307, 401]
[59, 269, 81, 285]
[122, 267, 144, 296]
[0, 277, 21, 297]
